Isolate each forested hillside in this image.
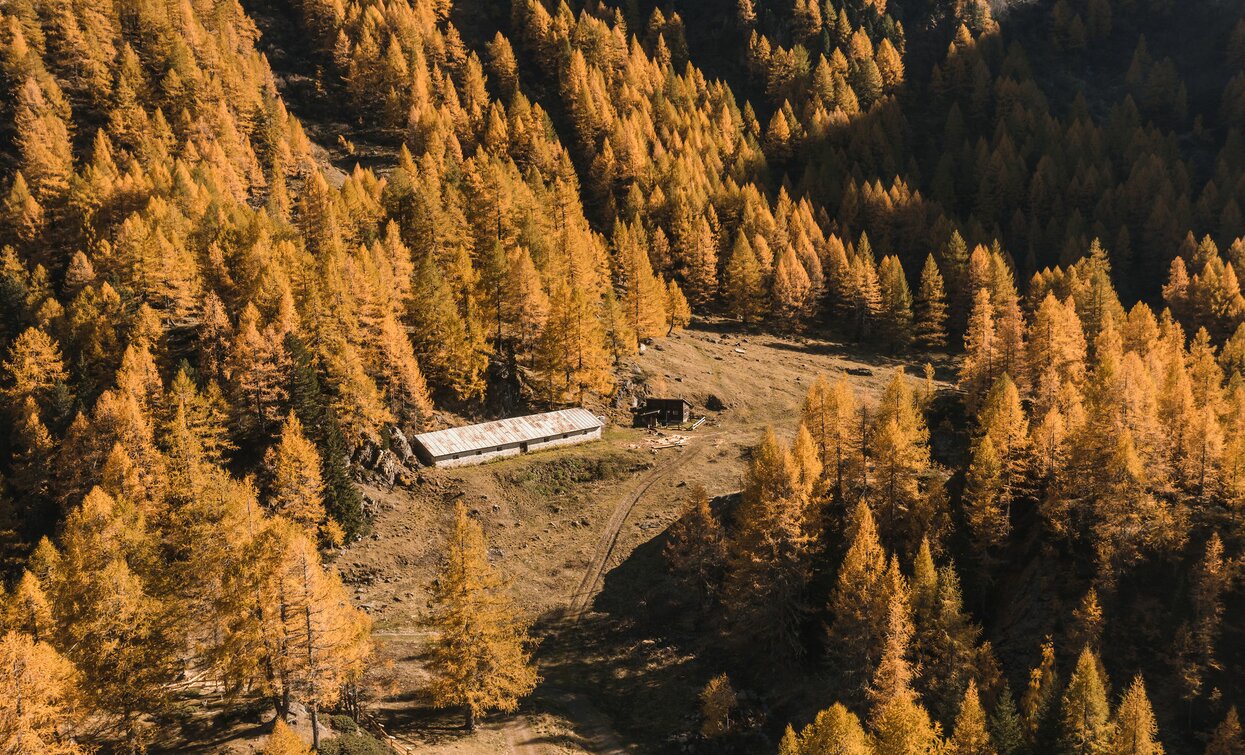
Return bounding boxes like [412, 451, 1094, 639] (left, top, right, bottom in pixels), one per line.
[1, 0, 1245, 750]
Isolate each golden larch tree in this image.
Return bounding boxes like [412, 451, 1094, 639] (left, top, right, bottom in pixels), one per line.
[0, 631, 85, 755]
[427, 502, 538, 731]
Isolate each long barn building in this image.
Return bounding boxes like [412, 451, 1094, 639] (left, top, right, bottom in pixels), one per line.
[411, 408, 604, 467]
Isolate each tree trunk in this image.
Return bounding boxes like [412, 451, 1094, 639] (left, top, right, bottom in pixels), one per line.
[311, 702, 320, 750]
[466, 705, 477, 732]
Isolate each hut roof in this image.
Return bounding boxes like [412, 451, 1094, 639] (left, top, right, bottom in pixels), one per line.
[412, 408, 603, 459]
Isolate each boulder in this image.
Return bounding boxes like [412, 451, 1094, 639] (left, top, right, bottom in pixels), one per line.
[705, 394, 727, 411]
[375, 451, 400, 486]
[388, 426, 415, 462]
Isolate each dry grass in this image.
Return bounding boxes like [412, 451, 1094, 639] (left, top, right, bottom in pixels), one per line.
[340, 321, 950, 753]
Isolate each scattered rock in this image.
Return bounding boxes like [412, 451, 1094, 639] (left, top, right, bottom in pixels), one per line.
[846, 366, 873, 376]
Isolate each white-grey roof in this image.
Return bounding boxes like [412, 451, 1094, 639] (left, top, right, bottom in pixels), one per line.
[412, 408, 603, 458]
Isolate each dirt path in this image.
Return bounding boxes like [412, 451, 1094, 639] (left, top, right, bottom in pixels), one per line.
[566, 443, 703, 621]
[501, 715, 543, 754]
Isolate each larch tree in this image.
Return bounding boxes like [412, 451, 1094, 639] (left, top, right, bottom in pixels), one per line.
[538, 280, 614, 403]
[792, 703, 871, 754]
[427, 502, 538, 731]
[724, 232, 766, 326]
[914, 254, 949, 349]
[664, 486, 727, 606]
[2, 326, 69, 416]
[1022, 640, 1061, 751]
[772, 245, 814, 330]
[878, 255, 914, 351]
[949, 681, 995, 755]
[1111, 675, 1162, 755]
[1059, 647, 1112, 755]
[0, 631, 84, 755]
[267, 524, 371, 749]
[725, 429, 813, 658]
[870, 369, 934, 550]
[265, 412, 331, 542]
[828, 500, 891, 705]
[227, 304, 288, 443]
[14, 78, 74, 206]
[1206, 708, 1245, 755]
[665, 278, 692, 334]
[44, 487, 178, 747]
[699, 673, 737, 737]
[801, 374, 863, 504]
[262, 719, 310, 755]
[964, 374, 1031, 557]
[869, 591, 943, 755]
[503, 246, 550, 369]
[613, 222, 668, 345]
[408, 254, 487, 402]
[960, 289, 999, 413]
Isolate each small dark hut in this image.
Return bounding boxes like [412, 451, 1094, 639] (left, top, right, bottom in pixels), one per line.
[632, 397, 693, 427]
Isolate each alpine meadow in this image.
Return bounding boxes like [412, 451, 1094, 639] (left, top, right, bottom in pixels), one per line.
[2, 0, 1245, 752]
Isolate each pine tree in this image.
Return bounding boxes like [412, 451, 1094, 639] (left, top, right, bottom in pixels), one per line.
[1111, 675, 1162, 755]
[990, 682, 1025, 755]
[914, 255, 949, 349]
[1059, 647, 1112, 755]
[285, 334, 365, 541]
[427, 502, 538, 731]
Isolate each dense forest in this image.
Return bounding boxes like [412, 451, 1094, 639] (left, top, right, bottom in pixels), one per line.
[1, 0, 1245, 750]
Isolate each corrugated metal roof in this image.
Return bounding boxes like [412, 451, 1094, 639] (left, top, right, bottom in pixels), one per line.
[412, 408, 603, 459]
